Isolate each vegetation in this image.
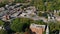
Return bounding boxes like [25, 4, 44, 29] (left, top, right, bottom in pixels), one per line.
[0, 0, 9, 7]
[30, 0, 60, 11]
[47, 22, 60, 34]
[10, 18, 34, 32]
[0, 20, 4, 26]
[59, 12, 60, 16]
[0, 29, 7, 34]
[14, 0, 27, 3]
[35, 20, 46, 25]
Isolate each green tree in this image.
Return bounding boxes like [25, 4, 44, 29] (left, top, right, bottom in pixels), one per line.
[30, 0, 44, 11]
[0, 29, 7, 34]
[14, 0, 27, 3]
[10, 18, 34, 32]
[0, 20, 4, 26]
[48, 22, 60, 34]
[30, 0, 60, 11]
[0, 0, 9, 7]
[35, 20, 46, 25]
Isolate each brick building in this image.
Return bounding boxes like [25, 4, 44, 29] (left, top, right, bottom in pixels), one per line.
[30, 24, 45, 34]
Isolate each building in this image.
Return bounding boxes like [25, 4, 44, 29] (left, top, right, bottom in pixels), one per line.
[0, 7, 5, 12]
[27, 6, 36, 12]
[30, 24, 45, 34]
[20, 7, 36, 17]
[47, 14, 56, 22]
[2, 15, 10, 21]
[56, 16, 60, 21]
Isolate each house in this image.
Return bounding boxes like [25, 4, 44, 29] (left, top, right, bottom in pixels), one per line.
[5, 5, 9, 8]
[11, 12, 20, 17]
[2, 15, 10, 21]
[8, 6, 13, 10]
[20, 8, 36, 17]
[27, 6, 36, 12]
[0, 26, 3, 30]
[0, 25, 5, 30]
[54, 10, 60, 16]
[0, 7, 5, 12]
[47, 14, 56, 22]
[56, 16, 60, 21]
[26, 9, 36, 15]
[20, 12, 30, 17]
[30, 24, 45, 34]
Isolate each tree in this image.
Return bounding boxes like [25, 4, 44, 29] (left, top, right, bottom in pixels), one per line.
[30, 0, 60, 11]
[35, 20, 46, 25]
[59, 12, 60, 16]
[14, 0, 27, 3]
[30, 0, 44, 11]
[0, 20, 4, 26]
[47, 2, 54, 11]
[47, 22, 60, 34]
[0, 0, 9, 7]
[11, 18, 23, 32]
[10, 18, 34, 32]
[0, 29, 7, 34]
[38, 12, 43, 16]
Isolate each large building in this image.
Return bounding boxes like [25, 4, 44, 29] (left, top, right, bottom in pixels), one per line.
[30, 24, 45, 34]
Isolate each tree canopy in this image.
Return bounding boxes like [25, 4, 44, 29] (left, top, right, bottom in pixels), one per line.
[30, 0, 60, 11]
[0, 20, 4, 26]
[10, 18, 34, 32]
[0, 29, 7, 34]
[47, 22, 60, 33]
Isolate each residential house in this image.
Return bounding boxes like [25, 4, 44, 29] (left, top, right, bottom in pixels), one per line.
[0, 7, 5, 12]
[2, 15, 10, 21]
